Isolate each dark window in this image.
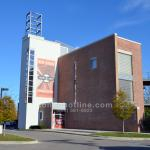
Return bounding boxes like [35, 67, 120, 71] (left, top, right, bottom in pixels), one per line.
[29, 67, 34, 71]
[30, 55, 34, 59]
[29, 81, 33, 86]
[29, 71, 33, 76]
[39, 111, 43, 120]
[30, 60, 34, 66]
[28, 93, 33, 97]
[28, 86, 33, 91]
[28, 97, 32, 103]
[90, 57, 97, 70]
[30, 50, 35, 55]
[29, 76, 33, 80]
[27, 49, 35, 104]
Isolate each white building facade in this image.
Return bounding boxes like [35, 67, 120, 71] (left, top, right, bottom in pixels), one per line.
[18, 34, 73, 129]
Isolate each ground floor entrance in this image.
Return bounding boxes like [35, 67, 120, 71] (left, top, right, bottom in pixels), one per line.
[39, 102, 66, 129]
[52, 110, 65, 129]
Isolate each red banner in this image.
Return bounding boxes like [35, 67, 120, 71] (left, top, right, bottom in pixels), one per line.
[36, 58, 55, 98]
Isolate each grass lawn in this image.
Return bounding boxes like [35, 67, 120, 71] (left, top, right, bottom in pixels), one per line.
[0, 134, 34, 141]
[95, 132, 150, 138]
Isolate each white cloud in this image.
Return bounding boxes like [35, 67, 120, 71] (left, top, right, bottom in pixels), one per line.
[112, 0, 150, 29]
[113, 18, 148, 29]
[122, 0, 150, 12]
[114, 20, 138, 29]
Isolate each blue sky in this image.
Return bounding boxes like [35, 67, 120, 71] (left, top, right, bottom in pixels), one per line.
[0, 0, 150, 103]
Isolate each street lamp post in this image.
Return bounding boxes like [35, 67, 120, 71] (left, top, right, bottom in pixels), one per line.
[0, 87, 9, 136]
[0, 88, 9, 99]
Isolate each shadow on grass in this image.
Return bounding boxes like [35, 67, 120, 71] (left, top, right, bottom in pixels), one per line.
[99, 146, 150, 150]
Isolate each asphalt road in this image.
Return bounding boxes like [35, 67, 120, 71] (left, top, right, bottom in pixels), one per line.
[0, 130, 150, 150]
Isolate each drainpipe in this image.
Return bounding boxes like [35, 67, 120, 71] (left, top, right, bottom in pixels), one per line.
[74, 61, 77, 103]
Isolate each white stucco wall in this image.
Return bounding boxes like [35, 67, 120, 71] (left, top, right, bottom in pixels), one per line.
[18, 34, 71, 129]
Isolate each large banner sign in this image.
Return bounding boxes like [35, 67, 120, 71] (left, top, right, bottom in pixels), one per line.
[36, 58, 55, 98]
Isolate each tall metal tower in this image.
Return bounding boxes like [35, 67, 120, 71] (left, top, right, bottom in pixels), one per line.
[25, 12, 42, 36]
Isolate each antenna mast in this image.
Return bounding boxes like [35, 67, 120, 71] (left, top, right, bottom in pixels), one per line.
[25, 11, 42, 36]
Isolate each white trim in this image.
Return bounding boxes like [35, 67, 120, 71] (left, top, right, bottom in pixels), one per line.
[118, 49, 132, 55]
[117, 36, 141, 45]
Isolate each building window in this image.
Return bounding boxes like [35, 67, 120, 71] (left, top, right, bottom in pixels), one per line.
[144, 86, 150, 105]
[118, 52, 133, 101]
[39, 111, 43, 121]
[27, 50, 35, 103]
[90, 57, 97, 70]
[24, 49, 29, 102]
[119, 79, 133, 101]
[118, 52, 132, 80]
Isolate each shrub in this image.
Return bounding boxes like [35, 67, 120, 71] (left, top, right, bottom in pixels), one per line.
[29, 125, 47, 129]
[29, 125, 42, 129]
[143, 118, 150, 132]
[145, 107, 150, 119]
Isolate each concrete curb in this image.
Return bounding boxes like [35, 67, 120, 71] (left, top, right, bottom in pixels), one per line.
[93, 136, 150, 141]
[52, 132, 150, 141]
[0, 140, 39, 145]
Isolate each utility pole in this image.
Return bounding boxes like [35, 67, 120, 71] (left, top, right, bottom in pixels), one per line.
[0, 87, 9, 136]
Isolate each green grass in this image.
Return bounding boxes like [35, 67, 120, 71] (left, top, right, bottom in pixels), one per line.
[0, 134, 34, 141]
[95, 132, 150, 138]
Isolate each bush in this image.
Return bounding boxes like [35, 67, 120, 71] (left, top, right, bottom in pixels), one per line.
[29, 125, 47, 129]
[143, 118, 150, 131]
[39, 125, 47, 129]
[29, 125, 42, 129]
[145, 107, 150, 119]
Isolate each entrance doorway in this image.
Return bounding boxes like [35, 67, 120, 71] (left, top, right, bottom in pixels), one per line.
[52, 110, 65, 129]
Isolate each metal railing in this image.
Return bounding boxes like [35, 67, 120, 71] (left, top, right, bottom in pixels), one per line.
[143, 73, 150, 105]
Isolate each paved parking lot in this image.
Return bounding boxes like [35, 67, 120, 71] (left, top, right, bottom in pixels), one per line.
[0, 130, 150, 150]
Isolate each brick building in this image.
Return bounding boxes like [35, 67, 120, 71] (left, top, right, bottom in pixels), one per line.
[56, 34, 144, 132]
[18, 11, 144, 132]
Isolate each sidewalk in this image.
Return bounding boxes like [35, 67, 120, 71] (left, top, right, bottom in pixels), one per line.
[35, 128, 98, 135]
[31, 128, 150, 141]
[0, 140, 38, 145]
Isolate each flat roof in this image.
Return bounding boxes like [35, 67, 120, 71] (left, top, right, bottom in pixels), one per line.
[117, 35, 141, 45]
[59, 33, 142, 58]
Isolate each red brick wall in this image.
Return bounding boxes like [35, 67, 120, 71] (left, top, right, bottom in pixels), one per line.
[116, 36, 144, 132]
[57, 34, 144, 132]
